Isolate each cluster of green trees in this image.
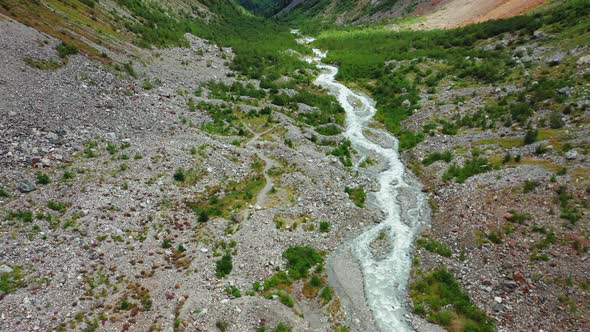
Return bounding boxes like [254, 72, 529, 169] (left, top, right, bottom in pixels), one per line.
[116, 0, 309, 83]
[207, 81, 267, 101]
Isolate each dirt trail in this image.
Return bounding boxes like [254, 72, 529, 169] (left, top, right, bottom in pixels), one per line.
[417, 0, 549, 29]
[240, 123, 279, 221]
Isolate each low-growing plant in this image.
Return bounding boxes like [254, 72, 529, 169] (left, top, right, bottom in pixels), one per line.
[345, 186, 366, 208]
[216, 254, 233, 278]
[36, 172, 51, 185]
[319, 221, 330, 233]
[282, 246, 323, 279]
[422, 151, 453, 166]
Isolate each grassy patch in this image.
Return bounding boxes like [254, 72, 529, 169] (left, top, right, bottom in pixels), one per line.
[411, 268, 494, 332]
[186, 174, 265, 220]
[0, 266, 26, 294]
[282, 246, 323, 279]
[422, 151, 453, 166]
[345, 186, 366, 208]
[443, 158, 492, 183]
[416, 237, 452, 257]
[473, 137, 523, 149]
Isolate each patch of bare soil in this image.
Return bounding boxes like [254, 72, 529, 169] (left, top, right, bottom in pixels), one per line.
[416, 0, 549, 29]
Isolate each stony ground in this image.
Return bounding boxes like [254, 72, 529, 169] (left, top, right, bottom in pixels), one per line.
[0, 16, 379, 332]
[402, 25, 590, 331]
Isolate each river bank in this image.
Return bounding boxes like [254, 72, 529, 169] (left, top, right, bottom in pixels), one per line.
[297, 31, 432, 331]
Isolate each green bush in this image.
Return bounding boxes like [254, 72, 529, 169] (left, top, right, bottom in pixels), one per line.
[411, 268, 494, 331]
[36, 172, 51, 185]
[416, 238, 452, 257]
[422, 151, 453, 166]
[282, 246, 323, 279]
[0, 266, 25, 294]
[345, 186, 366, 207]
[216, 254, 233, 278]
[55, 42, 78, 59]
[319, 221, 330, 233]
[47, 200, 67, 214]
[173, 168, 186, 182]
[443, 158, 491, 183]
[524, 129, 538, 145]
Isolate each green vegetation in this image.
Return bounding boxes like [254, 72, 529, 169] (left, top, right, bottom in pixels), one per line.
[55, 42, 78, 59]
[216, 254, 233, 278]
[319, 285, 332, 305]
[0, 266, 25, 294]
[331, 139, 353, 166]
[282, 246, 323, 279]
[314, 0, 590, 149]
[556, 186, 581, 226]
[187, 174, 264, 220]
[6, 210, 33, 223]
[0, 188, 9, 198]
[443, 158, 491, 183]
[36, 172, 51, 185]
[411, 268, 495, 332]
[422, 151, 453, 166]
[319, 221, 330, 233]
[345, 186, 366, 208]
[507, 210, 532, 225]
[416, 237, 452, 257]
[116, 0, 309, 84]
[23, 57, 64, 70]
[47, 200, 67, 214]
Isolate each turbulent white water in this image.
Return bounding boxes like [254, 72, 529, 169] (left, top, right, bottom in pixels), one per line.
[298, 32, 430, 332]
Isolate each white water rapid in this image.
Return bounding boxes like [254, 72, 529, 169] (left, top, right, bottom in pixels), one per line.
[296, 32, 430, 332]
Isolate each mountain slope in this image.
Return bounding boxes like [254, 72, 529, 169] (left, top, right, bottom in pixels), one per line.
[278, 0, 550, 27]
[0, 0, 247, 61]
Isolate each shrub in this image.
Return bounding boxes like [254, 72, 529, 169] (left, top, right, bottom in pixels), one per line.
[216, 254, 233, 278]
[416, 238, 452, 257]
[55, 42, 78, 59]
[47, 200, 67, 214]
[142, 80, 154, 90]
[319, 286, 332, 305]
[523, 180, 538, 193]
[411, 268, 494, 331]
[173, 168, 186, 182]
[274, 322, 291, 332]
[282, 246, 323, 279]
[345, 186, 366, 208]
[0, 266, 25, 294]
[524, 129, 538, 145]
[507, 210, 532, 224]
[7, 210, 33, 223]
[443, 158, 490, 183]
[549, 112, 564, 129]
[225, 286, 241, 298]
[422, 151, 453, 166]
[36, 172, 51, 185]
[216, 320, 228, 332]
[0, 188, 9, 198]
[319, 221, 330, 233]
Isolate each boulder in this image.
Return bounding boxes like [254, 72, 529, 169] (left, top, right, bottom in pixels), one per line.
[17, 180, 36, 193]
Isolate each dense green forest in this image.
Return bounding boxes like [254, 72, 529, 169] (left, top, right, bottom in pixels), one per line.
[116, 0, 308, 84]
[239, 0, 292, 16]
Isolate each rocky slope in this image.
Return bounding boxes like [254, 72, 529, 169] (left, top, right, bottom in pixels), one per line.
[277, 0, 548, 26]
[0, 10, 379, 332]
